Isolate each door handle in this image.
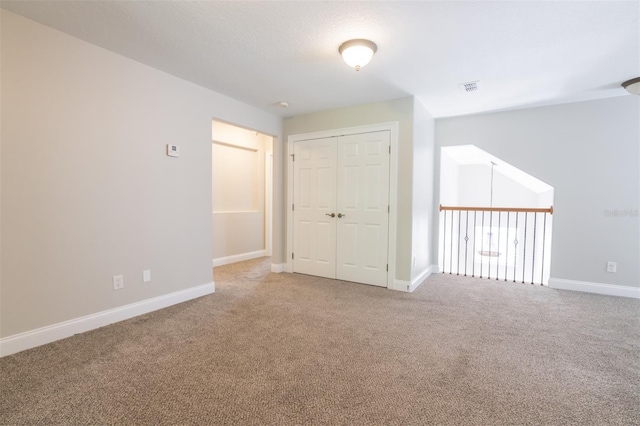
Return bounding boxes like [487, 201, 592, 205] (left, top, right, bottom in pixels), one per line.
[337, 213, 345, 218]
[325, 213, 336, 218]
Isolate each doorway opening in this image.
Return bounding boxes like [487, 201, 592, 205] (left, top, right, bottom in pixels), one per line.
[212, 120, 273, 267]
[439, 145, 554, 285]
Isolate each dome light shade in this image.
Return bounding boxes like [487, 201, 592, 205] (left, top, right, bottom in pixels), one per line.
[621, 77, 640, 95]
[339, 39, 377, 71]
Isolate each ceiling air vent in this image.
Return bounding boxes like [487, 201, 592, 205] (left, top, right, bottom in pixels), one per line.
[459, 81, 479, 93]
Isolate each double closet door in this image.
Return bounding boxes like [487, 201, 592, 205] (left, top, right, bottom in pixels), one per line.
[292, 131, 390, 287]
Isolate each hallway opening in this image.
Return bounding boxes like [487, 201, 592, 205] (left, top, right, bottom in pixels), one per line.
[212, 120, 273, 267]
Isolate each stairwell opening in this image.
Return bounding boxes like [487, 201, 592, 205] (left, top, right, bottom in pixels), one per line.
[438, 145, 554, 285]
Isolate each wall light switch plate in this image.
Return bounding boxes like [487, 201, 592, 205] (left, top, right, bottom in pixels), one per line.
[606, 261, 617, 273]
[143, 269, 151, 283]
[167, 144, 180, 157]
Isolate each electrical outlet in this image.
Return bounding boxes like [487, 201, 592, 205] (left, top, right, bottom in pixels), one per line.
[606, 262, 617, 273]
[113, 275, 124, 290]
[143, 269, 151, 283]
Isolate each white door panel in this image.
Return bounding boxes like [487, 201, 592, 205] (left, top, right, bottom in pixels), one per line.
[336, 132, 390, 287]
[293, 138, 337, 278]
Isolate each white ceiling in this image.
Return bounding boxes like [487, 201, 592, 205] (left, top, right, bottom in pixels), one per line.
[2, 1, 638, 118]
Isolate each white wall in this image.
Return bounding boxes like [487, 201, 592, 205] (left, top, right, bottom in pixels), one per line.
[455, 165, 540, 208]
[212, 121, 273, 260]
[411, 99, 436, 280]
[435, 96, 640, 288]
[439, 151, 459, 207]
[0, 10, 281, 339]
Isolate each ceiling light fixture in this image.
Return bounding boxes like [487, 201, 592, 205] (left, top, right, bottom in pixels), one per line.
[621, 77, 640, 95]
[339, 39, 377, 71]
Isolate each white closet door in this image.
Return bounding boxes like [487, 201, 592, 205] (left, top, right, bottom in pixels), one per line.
[336, 131, 390, 287]
[292, 138, 337, 279]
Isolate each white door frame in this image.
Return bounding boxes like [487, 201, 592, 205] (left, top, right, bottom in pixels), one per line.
[265, 150, 273, 257]
[286, 122, 399, 287]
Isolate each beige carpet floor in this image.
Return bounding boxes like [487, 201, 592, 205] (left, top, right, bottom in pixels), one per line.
[1, 257, 639, 425]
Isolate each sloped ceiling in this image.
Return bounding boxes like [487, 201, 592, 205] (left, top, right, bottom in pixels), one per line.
[2, 1, 638, 118]
[443, 145, 553, 194]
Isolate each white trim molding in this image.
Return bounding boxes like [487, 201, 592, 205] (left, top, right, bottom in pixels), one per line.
[548, 278, 640, 299]
[212, 250, 266, 267]
[389, 265, 439, 293]
[0, 282, 215, 357]
[388, 280, 411, 292]
[271, 263, 285, 273]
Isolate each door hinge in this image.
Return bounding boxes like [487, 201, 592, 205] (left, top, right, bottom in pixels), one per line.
[388, 205, 390, 213]
[291, 154, 295, 161]
[386, 264, 389, 272]
[388, 145, 391, 154]
[292, 203, 295, 211]
[292, 252, 294, 259]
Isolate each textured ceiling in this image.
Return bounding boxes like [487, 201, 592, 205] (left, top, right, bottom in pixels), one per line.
[2, 1, 638, 118]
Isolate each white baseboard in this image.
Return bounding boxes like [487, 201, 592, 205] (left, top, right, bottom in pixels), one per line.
[411, 265, 439, 292]
[212, 250, 265, 267]
[0, 282, 215, 358]
[548, 278, 640, 299]
[271, 263, 285, 273]
[389, 264, 438, 293]
[388, 280, 411, 292]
